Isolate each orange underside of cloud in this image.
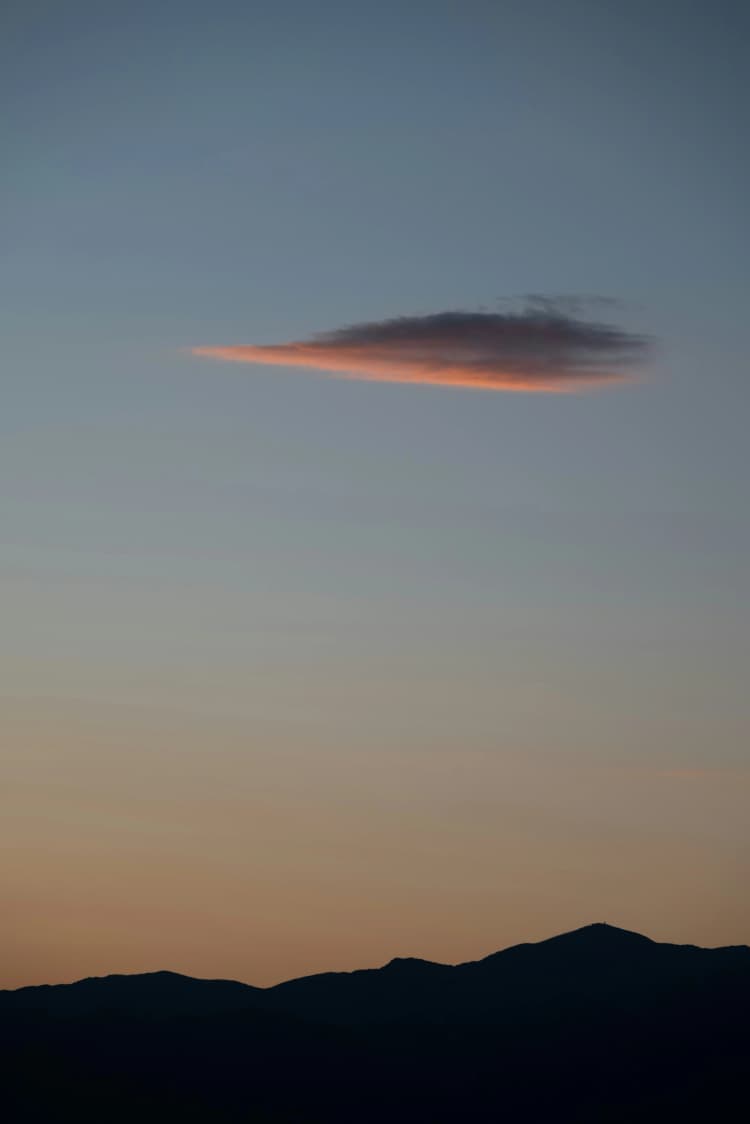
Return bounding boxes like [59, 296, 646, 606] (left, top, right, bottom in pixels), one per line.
[191, 345, 629, 393]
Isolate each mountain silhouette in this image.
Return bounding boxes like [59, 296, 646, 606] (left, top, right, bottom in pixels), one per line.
[2, 924, 748, 1122]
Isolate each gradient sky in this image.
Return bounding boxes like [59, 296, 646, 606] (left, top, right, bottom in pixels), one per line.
[2, 0, 749, 988]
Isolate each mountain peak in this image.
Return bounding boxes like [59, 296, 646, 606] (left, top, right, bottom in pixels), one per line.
[535, 923, 656, 953]
[381, 956, 444, 972]
[556, 922, 653, 942]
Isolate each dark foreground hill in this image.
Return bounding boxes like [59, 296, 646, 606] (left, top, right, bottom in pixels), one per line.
[2, 924, 748, 1122]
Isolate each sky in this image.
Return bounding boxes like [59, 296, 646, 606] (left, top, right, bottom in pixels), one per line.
[2, 0, 749, 988]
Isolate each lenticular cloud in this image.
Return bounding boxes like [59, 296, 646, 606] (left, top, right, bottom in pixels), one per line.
[192, 301, 650, 393]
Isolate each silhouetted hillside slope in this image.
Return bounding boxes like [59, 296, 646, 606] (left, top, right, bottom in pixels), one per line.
[2, 968, 260, 1018]
[262, 922, 750, 1024]
[2, 924, 748, 1122]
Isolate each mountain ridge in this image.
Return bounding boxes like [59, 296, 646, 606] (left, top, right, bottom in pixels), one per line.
[4, 921, 747, 999]
[2, 921, 748, 1122]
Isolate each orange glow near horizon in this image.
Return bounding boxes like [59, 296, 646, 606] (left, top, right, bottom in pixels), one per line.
[3, 698, 748, 991]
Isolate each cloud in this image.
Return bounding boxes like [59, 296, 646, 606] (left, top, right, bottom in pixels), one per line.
[655, 768, 745, 782]
[191, 300, 651, 393]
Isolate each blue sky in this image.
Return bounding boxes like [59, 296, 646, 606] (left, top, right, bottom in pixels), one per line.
[2, 0, 749, 984]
